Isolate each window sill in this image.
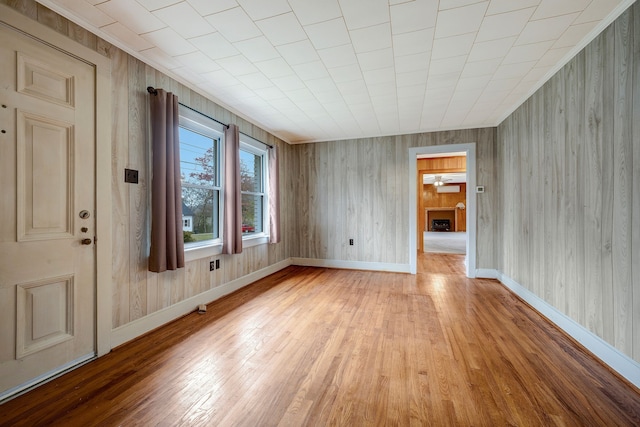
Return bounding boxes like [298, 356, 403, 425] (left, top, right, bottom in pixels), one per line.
[183, 235, 269, 262]
[184, 242, 222, 262]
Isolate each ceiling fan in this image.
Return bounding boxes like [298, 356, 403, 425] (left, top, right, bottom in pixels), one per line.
[433, 175, 452, 187]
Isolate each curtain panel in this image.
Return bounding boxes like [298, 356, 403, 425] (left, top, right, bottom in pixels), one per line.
[149, 89, 185, 273]
[268, 145, 280, 244]
[222, 124, 242, 254]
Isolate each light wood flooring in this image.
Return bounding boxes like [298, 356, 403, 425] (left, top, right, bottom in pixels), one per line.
[1, 253, 639, 426]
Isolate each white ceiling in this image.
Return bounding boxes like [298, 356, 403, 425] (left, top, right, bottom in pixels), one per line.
[38, 0, 634, 143]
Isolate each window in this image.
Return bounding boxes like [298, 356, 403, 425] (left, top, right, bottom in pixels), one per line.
[179, 107, 224, 247]
[240, 138, 268, 237]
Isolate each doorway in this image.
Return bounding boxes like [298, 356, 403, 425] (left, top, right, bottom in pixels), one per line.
[408, 144, 477, 277]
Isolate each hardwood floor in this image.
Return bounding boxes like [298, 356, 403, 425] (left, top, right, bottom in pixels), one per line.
[1, 253, 639, 426]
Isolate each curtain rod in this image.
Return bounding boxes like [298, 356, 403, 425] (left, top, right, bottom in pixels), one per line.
[147, 86, 273, 149]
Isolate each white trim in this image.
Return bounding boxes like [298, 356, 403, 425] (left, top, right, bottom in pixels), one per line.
[292, 258, 411, 273]
[409, 143, 477, 277]
[0, 353, 95, 403]
[0, 4, 113, 357]
[475, 268, 499, 279]
[495, 270, 640, 389]
[110, 259, 292, 348]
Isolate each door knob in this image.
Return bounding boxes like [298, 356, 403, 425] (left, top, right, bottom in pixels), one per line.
[81, 238, 92, 245]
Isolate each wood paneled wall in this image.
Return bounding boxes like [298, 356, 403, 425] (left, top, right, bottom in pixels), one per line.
[497, 3, 640, 362]
[1, 0, 296, 329]
[292, 128, 498, 268]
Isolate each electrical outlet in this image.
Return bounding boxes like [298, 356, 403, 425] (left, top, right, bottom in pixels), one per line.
[124, 168, 139, 184]
[209, 261, 215, 271]
[216, 259, 220, 269]
[349, 239, 354, 246]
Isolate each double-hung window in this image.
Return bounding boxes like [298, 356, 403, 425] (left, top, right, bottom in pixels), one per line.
[179, 107, 224, 248]
[240, 137, 268, 239]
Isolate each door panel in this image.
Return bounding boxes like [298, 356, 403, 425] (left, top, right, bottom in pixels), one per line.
[0, 24, 96, 398]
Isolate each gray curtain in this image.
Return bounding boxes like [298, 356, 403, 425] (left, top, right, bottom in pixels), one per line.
[222, 124, 242, 254]
[149, 89, 184, 273]
[268, 145, 280, 244]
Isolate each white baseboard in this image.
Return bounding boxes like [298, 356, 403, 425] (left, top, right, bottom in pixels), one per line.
[110, 259, 292, 348]
[497, 271, 640, 389]
[291, 257, 411, 273]
[475, 268, 499, 279]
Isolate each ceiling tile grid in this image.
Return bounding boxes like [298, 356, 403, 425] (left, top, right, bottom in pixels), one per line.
[38, 0, 634, 143]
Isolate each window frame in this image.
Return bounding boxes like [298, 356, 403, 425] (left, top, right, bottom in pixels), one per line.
[239, 135, 269, 246]
[178, 106, 225, 257]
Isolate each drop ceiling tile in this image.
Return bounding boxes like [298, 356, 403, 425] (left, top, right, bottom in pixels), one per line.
[397, 84, 425, 100]
[189, 32, 239, 59]
[137, 0, 181, 10]
[286, 87, 315, 103]
[170, 66, 207, 84]
[536, 46, 572, 67]
[476, 7, 536, 42]
[271, 75, 306, 91]
[467, 37, 517, 62]
[328, 64, 364, 83]
[304, 18, 350, 50]
[440, 0, 490, 10]
[390, 0, 439, 34]
[175, 51, 221, 73]
[292, 60, 330, 80]
[394, 52, 431, 74]
[492, 61, 536, 79]
[357, 48, 394, 71]
[532, 0, 590, 20]
[429, 55, 466, 75]
[521, 66, 549, 83]
[97, 0, 166, 34]
[337, 78, 368, 95]
[434, 2, 488, 38]
[277, 40, 320, 66]
[187, 0, 238, 15]
[456, 74, 492, 90]
[486, 0, 540, 15]
[516, 13, 580, 45]
[318, 44, 358, 69]
[396, 69, 428, 87]
[236, 0, 290, 20]
[101, 22, 154, 51]
[234, 37, 279, 62]
[288, 0, 341, 25]
[552, 21, 598, 48]
[503, 41, 554, 64]
[236, 72, 273, 89]
[431, 33, 475, 60]
[153, 2, 214, 39]
[305, 77, 339, 94]
[350, 23, 392, 53]
[425, 87, 455, 101]
[216, 54, 259, 75]
[426, 72, 460, 89]
[254, 58, 294, 78]
[339, 0, 389, 30]
[484, 77, 522, 92]
[341, 89, 371, 104]
[205, 7, 261, 42]
[200, 68, 241, 87]
[140, 46, 181, 69]
[368, 82, 397, 98]
[256, 12, 307, 46]
[393, 28, 435, 57]
[461, 58, 502, 77]
[363, 67, 396, 85]
[142, 27, 196, 56]
[574, 0, 621, 24]
[53, 0, 115, 27]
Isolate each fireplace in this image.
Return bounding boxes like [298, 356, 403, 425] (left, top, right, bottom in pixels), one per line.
[431, 219, 451, 231]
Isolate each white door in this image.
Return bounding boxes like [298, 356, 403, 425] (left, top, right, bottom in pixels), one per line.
[0, 24, 96, 398]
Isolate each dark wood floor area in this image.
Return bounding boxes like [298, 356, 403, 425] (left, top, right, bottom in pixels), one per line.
[1, 253, 639, 426]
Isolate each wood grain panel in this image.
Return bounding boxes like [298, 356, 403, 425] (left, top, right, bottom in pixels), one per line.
[497, 4, 640, 364]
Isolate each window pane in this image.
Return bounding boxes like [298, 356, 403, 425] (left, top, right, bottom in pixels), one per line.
[182, 187, 219, 242]
[240, 150, 262, 192]
[180, 127, 218, 186]
[241, 194, 263, 234]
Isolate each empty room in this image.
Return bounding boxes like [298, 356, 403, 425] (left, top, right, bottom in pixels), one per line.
[1, 0, 639, 425]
